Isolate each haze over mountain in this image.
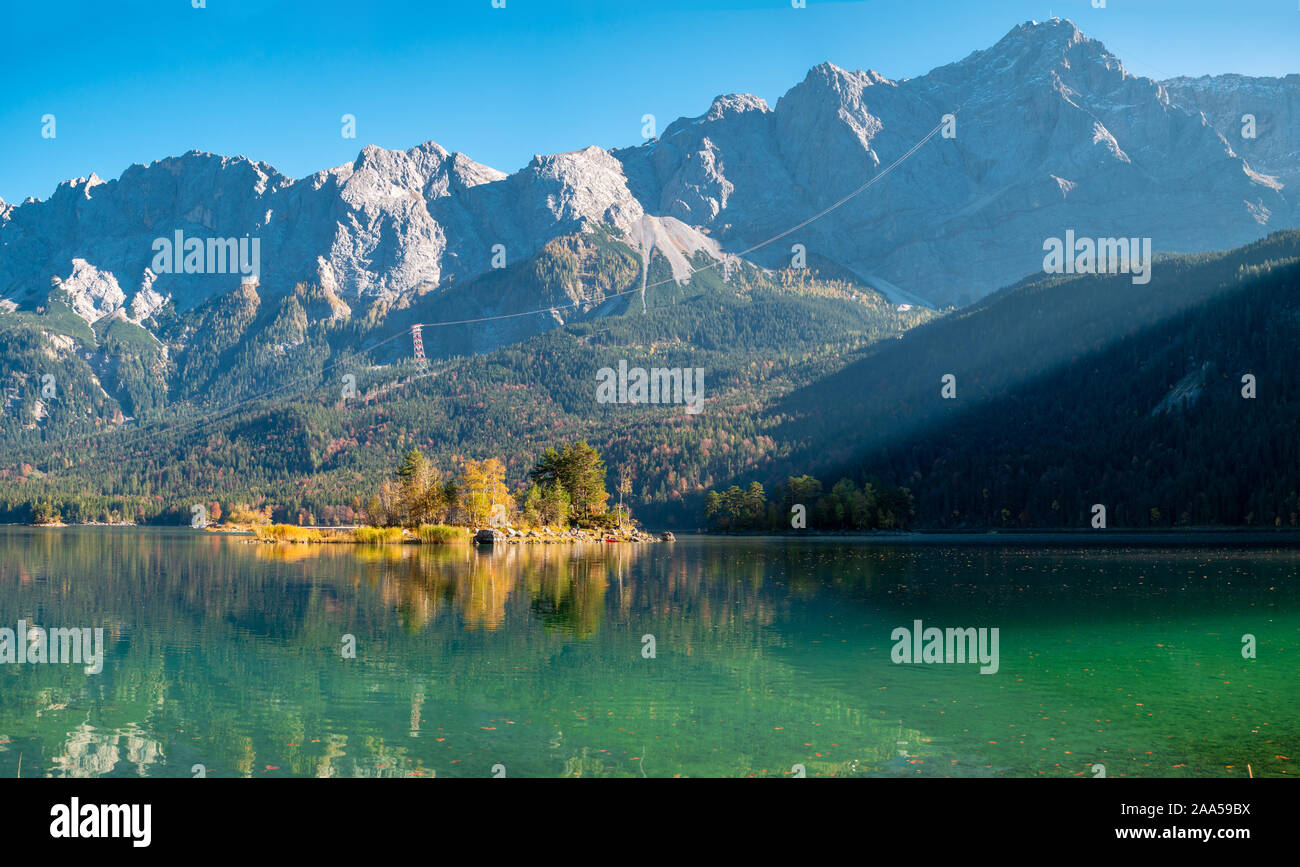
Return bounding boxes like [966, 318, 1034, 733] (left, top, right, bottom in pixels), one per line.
[2, 17, 1296, 338]
[1163, 73, 1300, 192]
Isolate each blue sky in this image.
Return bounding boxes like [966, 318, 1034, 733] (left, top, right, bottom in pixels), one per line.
[3, 0, 1297, 203]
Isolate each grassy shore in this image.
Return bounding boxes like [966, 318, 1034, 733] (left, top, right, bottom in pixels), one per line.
[238, 523, 659, 545]
[250, 524, 470, 545]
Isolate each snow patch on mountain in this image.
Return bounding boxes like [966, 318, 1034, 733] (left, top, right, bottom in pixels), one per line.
[53, 260, 126, 323]
[1051, 175, 1078, 198]
[128, 270, 169, 322]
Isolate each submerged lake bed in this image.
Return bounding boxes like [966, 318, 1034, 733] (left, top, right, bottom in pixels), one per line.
[0, 528, 1294, 778]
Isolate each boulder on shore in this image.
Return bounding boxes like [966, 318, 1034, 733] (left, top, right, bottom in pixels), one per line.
[475, 528, 505, 545]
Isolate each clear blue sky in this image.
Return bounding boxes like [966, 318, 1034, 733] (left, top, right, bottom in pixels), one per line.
[3, 0, 1297, 204]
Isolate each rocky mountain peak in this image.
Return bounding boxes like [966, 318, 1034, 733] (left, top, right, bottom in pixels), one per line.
[448, 152, 506, 188]
[523, 146, 642, 231]
[775, 62, 887, 171]
[798, 61, 895, 93]
[703, 93, 772, 122]
[141, 150, 291, 198]
[1162, 72, 1300, 188]
[951, 18, 1117, 82]
[347, 141, 454, 195]
[1013, 17, 1084, 41]
[991, 18, 1104, 62]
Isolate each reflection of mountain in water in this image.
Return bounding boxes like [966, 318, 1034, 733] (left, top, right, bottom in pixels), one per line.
[50, 721, 165, 778]
[1, 529, 1295, 778]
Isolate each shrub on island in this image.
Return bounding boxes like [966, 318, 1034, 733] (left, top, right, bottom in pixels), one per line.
[254, 525, 323, 543]
[352, 526, 405, 544]
[417, 524, 471, 545]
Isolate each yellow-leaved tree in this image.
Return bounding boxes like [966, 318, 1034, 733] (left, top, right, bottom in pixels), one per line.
[459, 458, 515, 526]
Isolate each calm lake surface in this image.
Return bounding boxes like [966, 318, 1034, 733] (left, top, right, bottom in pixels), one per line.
[0, 528, 1295, 778]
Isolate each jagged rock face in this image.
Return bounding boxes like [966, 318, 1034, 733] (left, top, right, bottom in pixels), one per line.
[291, 143, 462, 305]
[616, 18, 1295, 305]
[52, 259, 126, 322]
[127, 270, 167, 322]
[0, 138, 714, 330]
[619, 92, 790, 236]
[445, 145, 646, 278]
[0, 17, 1295, 324]
[1162, 74, 1300, 190]
[0, 145, 514, 324]
[0, 155, 292, 321]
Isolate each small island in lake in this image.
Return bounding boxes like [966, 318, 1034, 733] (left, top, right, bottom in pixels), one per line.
[210, 440, 663, 545]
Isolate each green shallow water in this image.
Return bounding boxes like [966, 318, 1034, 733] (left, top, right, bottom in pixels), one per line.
[0, 528, 1295, 778]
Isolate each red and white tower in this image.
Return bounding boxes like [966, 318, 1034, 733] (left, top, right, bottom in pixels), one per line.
[411, 324, 427, 365]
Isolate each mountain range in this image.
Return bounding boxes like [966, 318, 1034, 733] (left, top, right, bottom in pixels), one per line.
[1, 17, 1298, 529]
[3, 17, 1297, 332]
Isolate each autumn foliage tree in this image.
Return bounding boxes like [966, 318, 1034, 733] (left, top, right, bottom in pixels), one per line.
[458, 457, 515, 527]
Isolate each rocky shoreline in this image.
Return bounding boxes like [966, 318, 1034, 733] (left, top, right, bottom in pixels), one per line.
[18, 522, 677, 545]
[473, 527, 673, 545]
[220, 523, 674, 546]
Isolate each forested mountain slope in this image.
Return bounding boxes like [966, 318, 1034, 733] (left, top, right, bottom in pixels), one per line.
[0, 251, 928, 527]
[764, 230, 1300, 529]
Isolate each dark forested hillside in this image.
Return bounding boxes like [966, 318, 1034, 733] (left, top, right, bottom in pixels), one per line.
[764, 231, 1300, 529]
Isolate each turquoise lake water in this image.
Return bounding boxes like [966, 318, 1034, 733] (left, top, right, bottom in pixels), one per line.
[0, 528, 1294, 778]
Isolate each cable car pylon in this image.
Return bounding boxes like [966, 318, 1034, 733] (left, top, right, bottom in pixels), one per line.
[411, 324, 428, 367]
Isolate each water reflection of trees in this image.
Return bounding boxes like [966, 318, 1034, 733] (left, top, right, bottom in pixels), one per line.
[7, 531, 1290, 777]
[0, 531, 850, 777]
